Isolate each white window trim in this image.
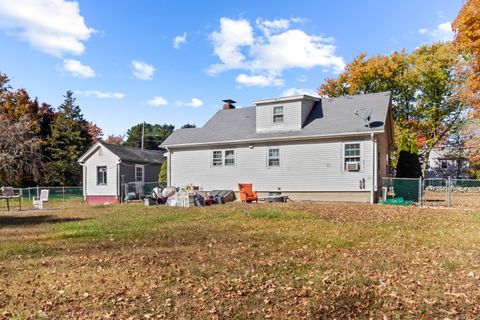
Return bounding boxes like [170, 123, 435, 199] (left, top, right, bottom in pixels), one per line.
[272, 106, 284, 124]
[135, 164, 145, 182]
[441, 160, 448, 169]
[224, 149, 236, 167]
[211, 149, 224, 167]
[342, 142, 363, 173]
[96, 166, 107, 186]
[267, 147, 281, 168]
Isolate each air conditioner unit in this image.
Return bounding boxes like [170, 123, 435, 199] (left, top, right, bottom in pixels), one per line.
[346, 162, 360, 172]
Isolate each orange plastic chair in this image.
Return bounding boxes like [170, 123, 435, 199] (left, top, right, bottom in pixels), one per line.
[238, 183, 258, 203]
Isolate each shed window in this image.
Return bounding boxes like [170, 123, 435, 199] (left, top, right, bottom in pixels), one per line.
[225, 150, 235, 166]
[268, 148, 280, 167]
[212, 151, 223, 167]
[135, 165, 144, 182]
[441, 160, 448, 169]
[273, 106, 284, 123]
[97, 166, 107, 185]
[344, 143, 361, 170]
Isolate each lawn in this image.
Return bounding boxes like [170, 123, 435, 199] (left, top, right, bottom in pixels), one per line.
[0, 202, 479, 319]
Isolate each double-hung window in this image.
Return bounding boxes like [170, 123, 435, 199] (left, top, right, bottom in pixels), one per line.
[344, 143, 361, 171]
[268, 148, 280, 167]
[135, 164, 144, 182]
[273, 106, 284, 123]
[212, 150, 235, 167]
[441, 160, 448, 169]
[97, 166, 107, 185]
[212, 150, 223, 167]
[224, 150, 235, 166]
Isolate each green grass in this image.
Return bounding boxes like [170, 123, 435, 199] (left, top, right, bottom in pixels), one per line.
[1, 202, 480, 319]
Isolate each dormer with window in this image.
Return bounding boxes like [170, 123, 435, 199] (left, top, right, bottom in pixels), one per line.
[254, 95, 320, 133]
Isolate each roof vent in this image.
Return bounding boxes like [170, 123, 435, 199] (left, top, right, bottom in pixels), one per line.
[222, 99, 236, 110]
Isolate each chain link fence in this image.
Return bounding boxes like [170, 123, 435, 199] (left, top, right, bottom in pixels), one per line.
[123, 182, 164, 202]
[0, 186, 83, 211]
[381, 177, 480, 208]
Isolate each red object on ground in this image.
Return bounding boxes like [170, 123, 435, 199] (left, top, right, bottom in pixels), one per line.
[85, 195, 119, 205]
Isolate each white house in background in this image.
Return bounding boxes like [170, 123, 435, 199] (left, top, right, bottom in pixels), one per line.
[424, 147, 470, 179]
[161, 92, 394, 203]
[78, 142, 165, 204]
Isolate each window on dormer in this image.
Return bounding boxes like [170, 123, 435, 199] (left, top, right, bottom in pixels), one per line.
[273, 106, 284, 123]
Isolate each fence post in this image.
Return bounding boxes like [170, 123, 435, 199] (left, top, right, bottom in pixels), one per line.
[28, 187, 31, 201]
[447, 177, 451, 208]
[418, 177, 423, 207]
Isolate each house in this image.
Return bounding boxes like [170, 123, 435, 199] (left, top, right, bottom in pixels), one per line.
[78, 141, 165, 204]
[161, 92, 394, 203]
[424, 147, 470, 179]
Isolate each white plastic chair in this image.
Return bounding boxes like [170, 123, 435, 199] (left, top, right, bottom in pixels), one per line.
[33, 189, 49, 209]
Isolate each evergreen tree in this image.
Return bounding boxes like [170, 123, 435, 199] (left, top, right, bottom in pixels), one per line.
[43, 91, 92, 186]
[124, 123, 174, 150]
[396, 134, 422, 178]
[158, 160, 167, 185]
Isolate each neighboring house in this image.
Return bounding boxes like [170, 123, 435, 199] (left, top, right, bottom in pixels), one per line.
[162, 92, 394, 203]
[78, 141, 165, 204]
[424, 147, 470, 179]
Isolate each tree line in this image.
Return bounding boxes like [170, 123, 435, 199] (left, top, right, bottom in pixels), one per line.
[0, 73, 194, 187]
[317, 0, 480, 178]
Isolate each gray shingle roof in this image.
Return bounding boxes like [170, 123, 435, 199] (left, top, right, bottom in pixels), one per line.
[162, 92, 391, 147]
[101, 142, 165, 164]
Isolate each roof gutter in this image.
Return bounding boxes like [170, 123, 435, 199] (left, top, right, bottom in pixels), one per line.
[163, 130, 385, 149]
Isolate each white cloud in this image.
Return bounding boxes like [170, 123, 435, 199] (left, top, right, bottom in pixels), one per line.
[75, 90, 124, 99]
[256, 18, 290, 36]
[147, 96, 168, 107]
[418, 21, 454, 42]
[0, 0, 94, 57]
[173, 32, 187, 48]
[63, 59, 95, 78]
[281, 87, 318, 97]
[207, 17, 254, 75]
[207, 17, 345, 87]
[132, 60, 155, 80]
[236, 73, 283, 87]
[185, 97, 203, 108]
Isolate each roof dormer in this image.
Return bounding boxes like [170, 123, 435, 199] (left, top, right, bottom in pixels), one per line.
[254, 95, 320, 133]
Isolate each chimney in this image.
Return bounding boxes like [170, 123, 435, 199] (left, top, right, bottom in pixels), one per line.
[222, 99, 236, 110]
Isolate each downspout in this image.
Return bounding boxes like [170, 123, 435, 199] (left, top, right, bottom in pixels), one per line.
[166, 147, 172, 186]
[117, 160, 122, 203]
[80, 163, 87, 202]
[371, 132, 378, 204]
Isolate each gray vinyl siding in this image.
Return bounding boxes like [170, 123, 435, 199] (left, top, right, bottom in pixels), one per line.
[120, 161, 161, 183]
[83, 145, 119, 197]
[256, 100, 303, 132]
[301, 99, 316, 127]
[169, 136, 377, 192]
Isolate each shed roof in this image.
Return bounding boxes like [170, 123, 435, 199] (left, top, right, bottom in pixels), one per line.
[162, 91, 391, 147]
[78, 142, 165, 165]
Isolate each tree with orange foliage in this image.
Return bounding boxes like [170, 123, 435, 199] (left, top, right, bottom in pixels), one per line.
[318, 43, 466, 174]
[104, 134, 124, 145]
[452, 0, 480, 117]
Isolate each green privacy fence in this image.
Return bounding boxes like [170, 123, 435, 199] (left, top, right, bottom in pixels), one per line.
[381, 177, 480, 208]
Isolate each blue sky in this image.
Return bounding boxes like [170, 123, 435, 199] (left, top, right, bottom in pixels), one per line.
[0, 0, 461, 136]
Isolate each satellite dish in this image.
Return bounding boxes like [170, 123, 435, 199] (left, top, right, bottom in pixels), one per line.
[354, 107, 373, 127]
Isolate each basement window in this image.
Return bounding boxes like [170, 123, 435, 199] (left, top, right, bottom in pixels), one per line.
[97, 166, 107, 185]
[273, 106, 284, 123]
